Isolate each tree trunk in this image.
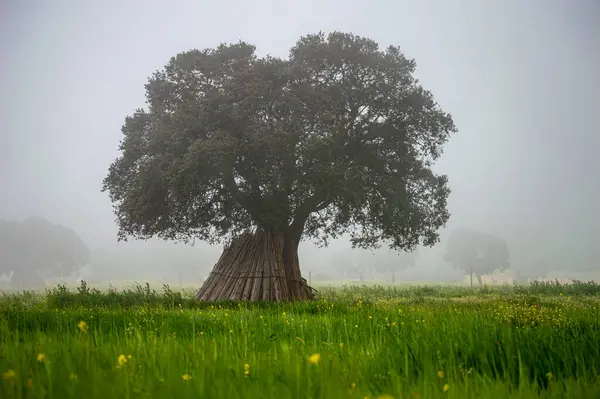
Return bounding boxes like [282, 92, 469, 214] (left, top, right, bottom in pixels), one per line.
[470, 267, 473, 288]
[195, 230, 315, 301]
[476, 274, 483, 286]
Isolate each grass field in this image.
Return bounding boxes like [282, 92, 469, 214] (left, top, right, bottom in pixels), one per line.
[1, 280, 599, 399]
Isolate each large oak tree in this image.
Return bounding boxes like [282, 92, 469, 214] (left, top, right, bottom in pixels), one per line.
[102, 32, 456, 301]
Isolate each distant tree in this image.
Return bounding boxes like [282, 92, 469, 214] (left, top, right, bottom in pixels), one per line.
[0, 217, 91, 288]
[328, 246, 417, 283]
[102, 31, 456, 301]
[512, 248, 598, 283]
[372, 248, 417, 283]
[509, 235, 600, 283]
[331, 248, 375, 281]
[444, 228, 510, 286]
[512, 257, 552, 283]
[509, 241, 553, 283]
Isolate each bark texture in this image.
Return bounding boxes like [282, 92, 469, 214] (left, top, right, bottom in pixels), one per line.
[195, 230, 316, 301]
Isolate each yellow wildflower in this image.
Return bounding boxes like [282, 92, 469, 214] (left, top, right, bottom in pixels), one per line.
[117, 354, 128, 367]
[37, 353, 46, 363]
[182, 373, 192, 381]
[77, 320, 88, 334]
[437, 370, 444, 378]
[244, 363, 250, 376]
[308, 353, 321, 365]
[443, 384, 449, 392]
[3, 370, 16, 381]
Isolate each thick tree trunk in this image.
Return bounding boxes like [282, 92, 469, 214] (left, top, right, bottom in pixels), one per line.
[282, 230, 303, 299]
[195, 230, 315, 301]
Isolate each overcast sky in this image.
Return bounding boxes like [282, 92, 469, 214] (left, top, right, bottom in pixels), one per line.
[1, 0, 598, 265]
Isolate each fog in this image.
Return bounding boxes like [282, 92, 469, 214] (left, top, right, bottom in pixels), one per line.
[1, 0, 599, 288]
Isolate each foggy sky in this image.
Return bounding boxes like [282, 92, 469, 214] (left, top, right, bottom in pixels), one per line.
[1, 0, 599, 268]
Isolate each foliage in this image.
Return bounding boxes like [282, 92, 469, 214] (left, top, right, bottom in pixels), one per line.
[102, 31, 456, 253]
[444, 228, 510, 282]
[513, 279, 600, 296]
[43, 282, 186, 310]
[0, 217, 90, 279]
[1, 284, 600, 398]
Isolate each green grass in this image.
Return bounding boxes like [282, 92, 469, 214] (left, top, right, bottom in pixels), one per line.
[1, 281, 599, 398]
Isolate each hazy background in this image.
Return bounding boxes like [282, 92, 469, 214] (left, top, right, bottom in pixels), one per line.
[1, 0, 599, 287]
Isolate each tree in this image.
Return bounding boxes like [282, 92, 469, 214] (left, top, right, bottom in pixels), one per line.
[508, 241, 553, 283]
[331, 248, 374, 281]
[372, 248, 417, 283]
[0, 217, 91, 288]
[102, 31, 456, 301]
[512, 257, 552, 283]
[333, 247, 417, 283]
[444, 228, 510, 287]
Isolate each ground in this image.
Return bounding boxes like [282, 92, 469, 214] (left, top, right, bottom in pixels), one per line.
[0, 281, 599, 398]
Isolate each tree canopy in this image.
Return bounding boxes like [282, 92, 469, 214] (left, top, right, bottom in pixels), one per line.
[103, 31, 456, 252]
[444, 228, 510, 284]
[0, 217, 91, 287]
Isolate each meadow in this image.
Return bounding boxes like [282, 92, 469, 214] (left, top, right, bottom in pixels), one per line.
[1, 280, 599, 399]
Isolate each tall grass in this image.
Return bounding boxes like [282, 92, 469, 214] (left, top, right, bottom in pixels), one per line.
[1, 281, 599, 398]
